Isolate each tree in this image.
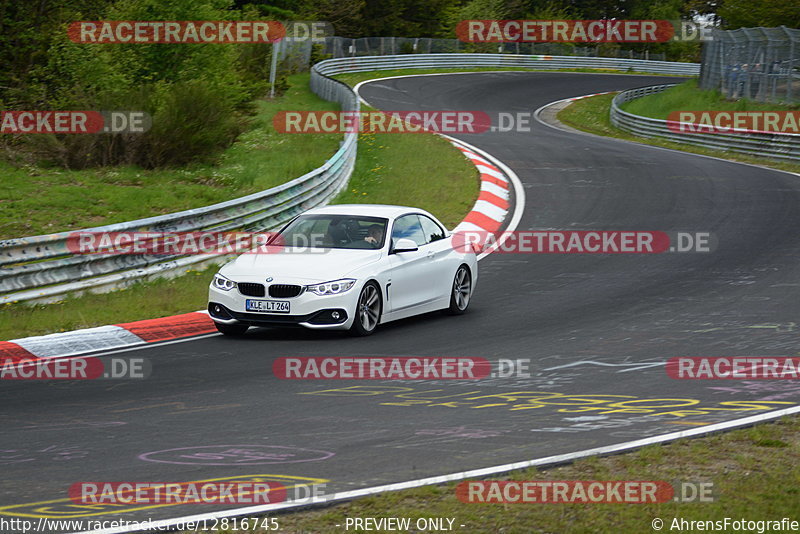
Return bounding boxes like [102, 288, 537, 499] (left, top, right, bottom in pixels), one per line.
[359, 0, 457, 37]
[299, 0, 366, 37]
[718, 0, 800, 29]
[0, 0, 114, 106]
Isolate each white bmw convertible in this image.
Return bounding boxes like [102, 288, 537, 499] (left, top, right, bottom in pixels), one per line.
[207, 205, 478, 336]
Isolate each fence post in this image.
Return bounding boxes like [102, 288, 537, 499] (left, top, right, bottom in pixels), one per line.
[269, 38, 280, 98]
[783, 26, 795, 102]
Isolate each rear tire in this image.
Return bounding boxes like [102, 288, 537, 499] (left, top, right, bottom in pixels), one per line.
[350, 281, 382, 336]
[215, 322, 249, 336]
[447, 265, 472, 315]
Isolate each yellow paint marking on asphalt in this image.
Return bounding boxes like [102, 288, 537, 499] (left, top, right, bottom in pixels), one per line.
[0, 474, 328, 519]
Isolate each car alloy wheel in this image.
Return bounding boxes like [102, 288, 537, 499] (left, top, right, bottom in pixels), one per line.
[351, 282, 381, 336]
[448, 265, 471, 315]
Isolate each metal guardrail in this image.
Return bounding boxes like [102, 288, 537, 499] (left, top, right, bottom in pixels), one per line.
[1, 53, 698, 304]
[314, 53, 699, 77]
[0, 65, 358, 304]
[610, 85, 800, 160]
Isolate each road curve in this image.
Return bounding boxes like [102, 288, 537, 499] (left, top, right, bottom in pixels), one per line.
[2, 72, 800, 531]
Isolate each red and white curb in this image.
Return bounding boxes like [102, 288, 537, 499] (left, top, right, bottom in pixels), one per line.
[0, 312, 217, 362]
[441, 134, 524, 259]
[450, 140, 510, 235]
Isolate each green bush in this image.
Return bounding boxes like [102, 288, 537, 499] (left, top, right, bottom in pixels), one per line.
[7, 0, 268, 169]
[309, 43, 332, 65]
[140, 80, 247, 168]
[398, 41, 415, 54]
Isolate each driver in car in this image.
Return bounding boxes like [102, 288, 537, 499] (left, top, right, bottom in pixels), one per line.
[364, 224, 384, 246]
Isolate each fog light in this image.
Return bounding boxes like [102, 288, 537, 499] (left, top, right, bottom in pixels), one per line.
[331, 311, 340, 320]
[208, 302, 233, 319]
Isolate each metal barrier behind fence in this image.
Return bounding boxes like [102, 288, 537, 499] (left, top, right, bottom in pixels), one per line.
[611, 85, 800, 159]
[699, 26, 800, 103]
[0, 53, 697, 304]
[322, 36, 666, 61]
[277, 37, 668, 62]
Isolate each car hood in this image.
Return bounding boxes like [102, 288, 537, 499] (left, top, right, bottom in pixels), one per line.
[219, 248, 383, 284]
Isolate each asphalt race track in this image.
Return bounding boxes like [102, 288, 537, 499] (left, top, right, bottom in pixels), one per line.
[3, 72, 800, 532]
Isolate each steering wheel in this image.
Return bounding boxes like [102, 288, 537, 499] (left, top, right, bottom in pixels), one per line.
[343, 220, 361, 242]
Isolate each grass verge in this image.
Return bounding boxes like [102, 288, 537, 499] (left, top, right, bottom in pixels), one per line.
[0, 267, 216, 341]
[557, 92, 800, 175]
[178, 414, 800, 533]
[0, 73, 340, 239]
[329, 126, 477, 230]
[621, 79, 799, 119]
[1, 81, 478, 338]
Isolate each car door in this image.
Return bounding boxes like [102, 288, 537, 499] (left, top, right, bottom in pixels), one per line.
[417, 214, 454, 301]
[386, 214, 436, 313]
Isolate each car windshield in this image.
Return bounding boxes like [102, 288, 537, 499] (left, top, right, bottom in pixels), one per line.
[272, 214, 389, 250]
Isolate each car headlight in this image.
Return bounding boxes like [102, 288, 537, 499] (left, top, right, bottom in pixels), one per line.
[212, 273, 237, 291]
[306, 278, 356, 296]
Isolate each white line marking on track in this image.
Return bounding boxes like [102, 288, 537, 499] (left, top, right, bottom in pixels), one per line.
[533, 94, 800, 179]
[72, 405, 800, 534]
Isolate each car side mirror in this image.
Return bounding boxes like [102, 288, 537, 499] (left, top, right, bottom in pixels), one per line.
[392, 238, 419, 253]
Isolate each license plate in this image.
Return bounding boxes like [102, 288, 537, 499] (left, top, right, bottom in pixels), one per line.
[245, 299, 290, 313]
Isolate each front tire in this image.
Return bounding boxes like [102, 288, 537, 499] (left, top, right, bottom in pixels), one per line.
[350, 281, 382, 336]
[447, 265, 472, 315]
[215, 322, 249, 336]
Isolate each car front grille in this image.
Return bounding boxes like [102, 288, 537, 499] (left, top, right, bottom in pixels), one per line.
[237, 282, 265, 297]
[268, 284, 304, 298]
